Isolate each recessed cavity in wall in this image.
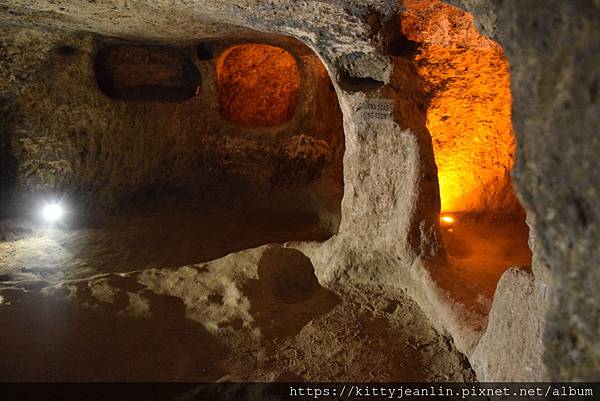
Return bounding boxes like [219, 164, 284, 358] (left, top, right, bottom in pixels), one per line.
[56, 44, 77, 56]
[196, 42, 216, 61]
[94, 45, 202, 101]
[401, 0, 532, 317]
[216, 44, 301, 126]
[0, 37, 345, 278]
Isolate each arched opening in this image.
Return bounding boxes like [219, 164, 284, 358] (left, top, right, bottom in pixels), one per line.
[79, 40, 342, 272]
[400, 0, 532, 317]
[0, 36, 344, 280]
[216, 44, 301, 126]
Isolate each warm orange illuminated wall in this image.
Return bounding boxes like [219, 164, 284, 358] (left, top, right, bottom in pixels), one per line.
[217, 44, 301, 126]
[401, 0, 521, 215]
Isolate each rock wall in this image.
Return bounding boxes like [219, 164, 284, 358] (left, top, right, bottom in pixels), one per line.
[0, 1, 442, 289]
[448, 0, 600, 381]
[0, 27, 344, 230]
[1, 0, 598, 382]
[401, 0, 521, 217]
[0, 6, 455, 365]
[0, 0, 517, 381]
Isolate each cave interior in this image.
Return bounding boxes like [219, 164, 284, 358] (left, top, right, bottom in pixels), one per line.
[0, 0, 598, 385]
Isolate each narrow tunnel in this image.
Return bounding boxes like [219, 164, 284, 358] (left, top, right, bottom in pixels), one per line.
[400, 0, 532, 318]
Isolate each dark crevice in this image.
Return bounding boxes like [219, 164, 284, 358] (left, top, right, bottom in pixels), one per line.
[56, 45, 76, 56]
[196, 42, 216, 61]
[336, 68, 385, 92]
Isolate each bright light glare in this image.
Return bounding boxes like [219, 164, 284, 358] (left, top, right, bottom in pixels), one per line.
[42, 203, 64, 223]
[440, 215, 455, 225]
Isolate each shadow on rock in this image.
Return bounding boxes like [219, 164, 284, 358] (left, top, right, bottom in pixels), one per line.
[243, 247, 340, 339]
[0, 287, 229, 380]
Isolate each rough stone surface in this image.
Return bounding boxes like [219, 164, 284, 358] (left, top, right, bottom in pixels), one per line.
[401, 0, 520, 216]
[0, 245, 475, 381]
[0, 0, 598, 383]
[471, 268, 549, 381]
[216, 44, 301, 126]
[0, 27, 344, 231]
[0, 0, 398, 82]
[443, 0, 497, 39]
[449, 0, 600, 381]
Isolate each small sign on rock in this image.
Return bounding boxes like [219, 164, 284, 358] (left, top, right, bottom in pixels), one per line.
[354, 98, 394, 121]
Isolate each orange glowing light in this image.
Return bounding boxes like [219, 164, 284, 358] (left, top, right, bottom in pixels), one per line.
[216, 44, 301, 126]
[440, 215, 455, 225]
[401, 0, 521, 216]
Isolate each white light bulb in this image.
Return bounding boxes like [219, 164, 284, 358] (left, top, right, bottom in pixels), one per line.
[42, 203, 64, 222]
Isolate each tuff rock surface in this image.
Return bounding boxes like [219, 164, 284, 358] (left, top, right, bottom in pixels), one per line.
[0, 0, 598, 382]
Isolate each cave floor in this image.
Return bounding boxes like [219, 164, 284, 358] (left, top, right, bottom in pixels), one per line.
[0, 280, 474, 381]
[0, 207, 474, 382]
[431, 216, 533, 325]
[0, 204, 331, 282]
